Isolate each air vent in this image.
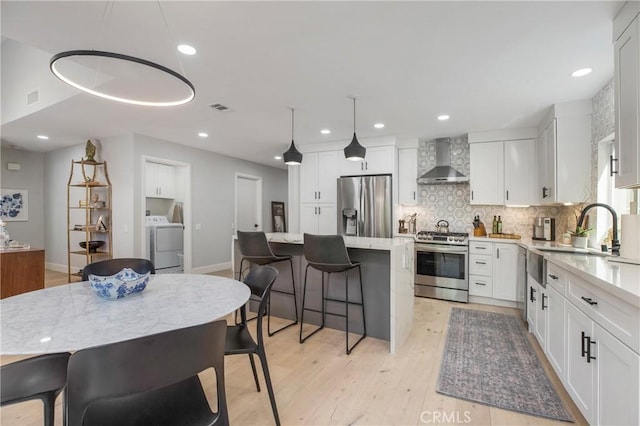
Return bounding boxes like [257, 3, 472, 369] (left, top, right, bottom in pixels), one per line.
[26, 89, 39, 105]
[210, 103, 230, 111]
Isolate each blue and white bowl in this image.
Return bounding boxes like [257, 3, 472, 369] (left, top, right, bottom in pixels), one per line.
[89, 268, 150, 300]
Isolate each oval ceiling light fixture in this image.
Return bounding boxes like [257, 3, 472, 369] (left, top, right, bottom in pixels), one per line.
[374, 123, 385, 129]
[344, 97, 366, 161]
[50, 50, 195, 107]
[198, 132, 208, 138]
[571, 68, 592, 77]
[37, 135, 49, 140]
[320, 129, 331, 135]
[177, 44, 197, 55]
[437, 114, 450, 121]
[283, 108, 303, 165]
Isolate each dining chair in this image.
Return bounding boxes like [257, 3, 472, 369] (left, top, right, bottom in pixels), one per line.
[236, 231, 298, 336]
[226, 265, 281, 426]
[0, 352, 71, 426]
[81, 258, 156, 281]
[299, 233, 366, 355]
[65, 319, 229, 426]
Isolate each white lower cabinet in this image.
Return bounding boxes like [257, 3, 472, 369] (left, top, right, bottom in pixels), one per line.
[565, 302, 640, 425]
[537, 259, 640, 426]
[545, 285, 566, 380]
[300, 203, 336, 235]
[469, 241, 517, 302]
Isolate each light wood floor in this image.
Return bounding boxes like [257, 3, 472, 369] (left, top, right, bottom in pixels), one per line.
[1, 270, 587, 425]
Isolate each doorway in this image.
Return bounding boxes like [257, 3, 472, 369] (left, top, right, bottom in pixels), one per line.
[141, 156, 192, 272]
[235, 174, 262, 233]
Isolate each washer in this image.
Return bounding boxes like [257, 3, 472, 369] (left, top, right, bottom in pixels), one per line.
[145, 216, 184, 269]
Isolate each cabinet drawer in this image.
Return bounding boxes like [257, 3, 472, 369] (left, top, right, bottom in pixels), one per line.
[469, 254, 492, 276]
[470, 241, 492, 254]
[567, 274, 640, 353]
[546, 262, 567, 294]
[469, 275, 493, 298]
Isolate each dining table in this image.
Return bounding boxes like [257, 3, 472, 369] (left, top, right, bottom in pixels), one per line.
[0, 274, 250, 355]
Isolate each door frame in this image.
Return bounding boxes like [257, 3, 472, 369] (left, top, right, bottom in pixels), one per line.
[234, 173, 263, 234]
[140, 155, 192, 272]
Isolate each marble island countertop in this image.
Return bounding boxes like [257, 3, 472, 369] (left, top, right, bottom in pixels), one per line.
[264, 233, 409, 251]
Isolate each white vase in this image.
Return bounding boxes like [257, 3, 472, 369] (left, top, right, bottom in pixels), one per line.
[572, 236, 588, 249]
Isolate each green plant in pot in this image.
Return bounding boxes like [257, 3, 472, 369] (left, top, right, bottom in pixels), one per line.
[569, 219, 593, 249]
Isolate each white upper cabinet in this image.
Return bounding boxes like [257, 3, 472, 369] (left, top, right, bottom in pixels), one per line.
[339, 146, 395, 176]
[470, 142, 504, 205]
[537, 101, 592, 204]
[469, 138, 536, 206]
[614, 3, 640, 188]
[300, 151, 339, 204]
[398, 148, 418, 205]
[145, 162, 176, 199]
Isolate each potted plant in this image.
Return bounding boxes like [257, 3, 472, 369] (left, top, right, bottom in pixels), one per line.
[569, 217, 592, 249]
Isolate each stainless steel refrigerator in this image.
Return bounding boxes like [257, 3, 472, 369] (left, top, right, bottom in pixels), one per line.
[337, 174, 392, 238]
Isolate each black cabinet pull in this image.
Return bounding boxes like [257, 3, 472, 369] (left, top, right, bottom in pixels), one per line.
[581, 331, 587, 358]
[475, 261, 486, 265]
[586, 338, 596, 363]
[506, 190, 509, 200]
[413, 191, 416, 200]
[474, 281, 487, 286]
[549, 274, 558, 280]
[610, 155, 618, 176]
[541, 293, 547, 310]
[542, 186, 549, 198]
[581, 296, 598, 306]
[530, 286, 536, 302]
[471, 190, 474, 200]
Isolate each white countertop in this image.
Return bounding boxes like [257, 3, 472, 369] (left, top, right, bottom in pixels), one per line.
[471, 235, 639, 306]
[265, 233, 405, 251]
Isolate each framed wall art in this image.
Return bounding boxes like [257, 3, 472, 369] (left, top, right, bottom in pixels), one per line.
[271, 201, 286, 233]
[1, 189, 28, 221]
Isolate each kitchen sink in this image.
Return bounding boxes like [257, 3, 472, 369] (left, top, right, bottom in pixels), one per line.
[532, 246, 611, 257]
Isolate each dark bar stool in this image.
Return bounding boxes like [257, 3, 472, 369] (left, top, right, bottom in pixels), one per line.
[236, 231, 298, 336]
[299, 233, 366, 354]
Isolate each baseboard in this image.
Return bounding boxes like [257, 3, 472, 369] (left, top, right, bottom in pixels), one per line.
[469, 295, 519, 309]
[190, 261, 231, 274]
[46, 262, 69, 273]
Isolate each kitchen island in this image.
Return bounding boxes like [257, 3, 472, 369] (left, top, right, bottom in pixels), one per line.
[0, 247, 44, 299]
[232, 233, 414, 353]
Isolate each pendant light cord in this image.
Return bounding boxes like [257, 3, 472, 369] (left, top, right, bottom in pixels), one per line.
[353, 97, 356, 133]
[157, 0, 188, 78]
[291, 108, 295, 140]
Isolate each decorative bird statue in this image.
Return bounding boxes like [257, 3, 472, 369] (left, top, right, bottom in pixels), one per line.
[85, 140, 97, 162]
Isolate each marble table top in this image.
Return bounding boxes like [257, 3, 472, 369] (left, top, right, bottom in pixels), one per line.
[0, 274, 250, 355]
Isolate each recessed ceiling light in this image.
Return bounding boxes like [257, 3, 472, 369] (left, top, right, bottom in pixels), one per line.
[374, 123, 385, 129]
[177, 44, 197, 55]
[274, 155, 282, 160]
[37, 135, 49, 140]
[320, 129, 331, 135]
[571, 68, 592, 77]
[198, 132, 208, 138]
[437, 115, 450, 121]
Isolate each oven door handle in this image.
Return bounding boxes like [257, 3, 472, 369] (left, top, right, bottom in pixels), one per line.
[416, 246, 468, 255]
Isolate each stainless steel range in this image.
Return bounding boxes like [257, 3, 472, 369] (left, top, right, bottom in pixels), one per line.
[414, 230, 469, 303]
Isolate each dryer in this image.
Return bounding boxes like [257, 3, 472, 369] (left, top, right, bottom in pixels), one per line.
[146, 216, 183, 269]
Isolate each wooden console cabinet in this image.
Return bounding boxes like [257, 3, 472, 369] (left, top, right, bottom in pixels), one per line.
[0, 248, 45, 299]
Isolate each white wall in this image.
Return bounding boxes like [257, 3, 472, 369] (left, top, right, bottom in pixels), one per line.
[133, 134, 288, 271]
[0, 147, 45, 247]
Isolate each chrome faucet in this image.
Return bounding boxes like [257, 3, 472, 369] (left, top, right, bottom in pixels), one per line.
[577, 203, 620, 256]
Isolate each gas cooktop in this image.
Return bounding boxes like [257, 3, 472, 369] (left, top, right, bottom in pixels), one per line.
[414, 231, 469, 245]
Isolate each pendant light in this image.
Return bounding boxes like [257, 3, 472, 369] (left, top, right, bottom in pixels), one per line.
[283, 108, 303, 165]
[344, 97, 366, 161]
[49, 1, 195, 107]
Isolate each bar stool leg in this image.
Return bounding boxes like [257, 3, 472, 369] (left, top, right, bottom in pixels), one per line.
[299, 265, 325, 344]
[267, 258, 298, 336]
[346, 265, 366, 355]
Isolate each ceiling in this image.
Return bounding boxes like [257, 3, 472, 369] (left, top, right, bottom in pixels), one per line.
[0, 1, 623, 169]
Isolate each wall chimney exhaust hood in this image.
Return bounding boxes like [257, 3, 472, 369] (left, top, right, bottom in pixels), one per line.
[417, 138, 468, 184]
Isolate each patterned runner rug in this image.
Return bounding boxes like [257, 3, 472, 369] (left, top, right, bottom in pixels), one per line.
[437, 308, 572, 422]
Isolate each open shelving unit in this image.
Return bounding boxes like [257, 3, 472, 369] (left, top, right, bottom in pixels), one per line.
[67, 159, 112, 281]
